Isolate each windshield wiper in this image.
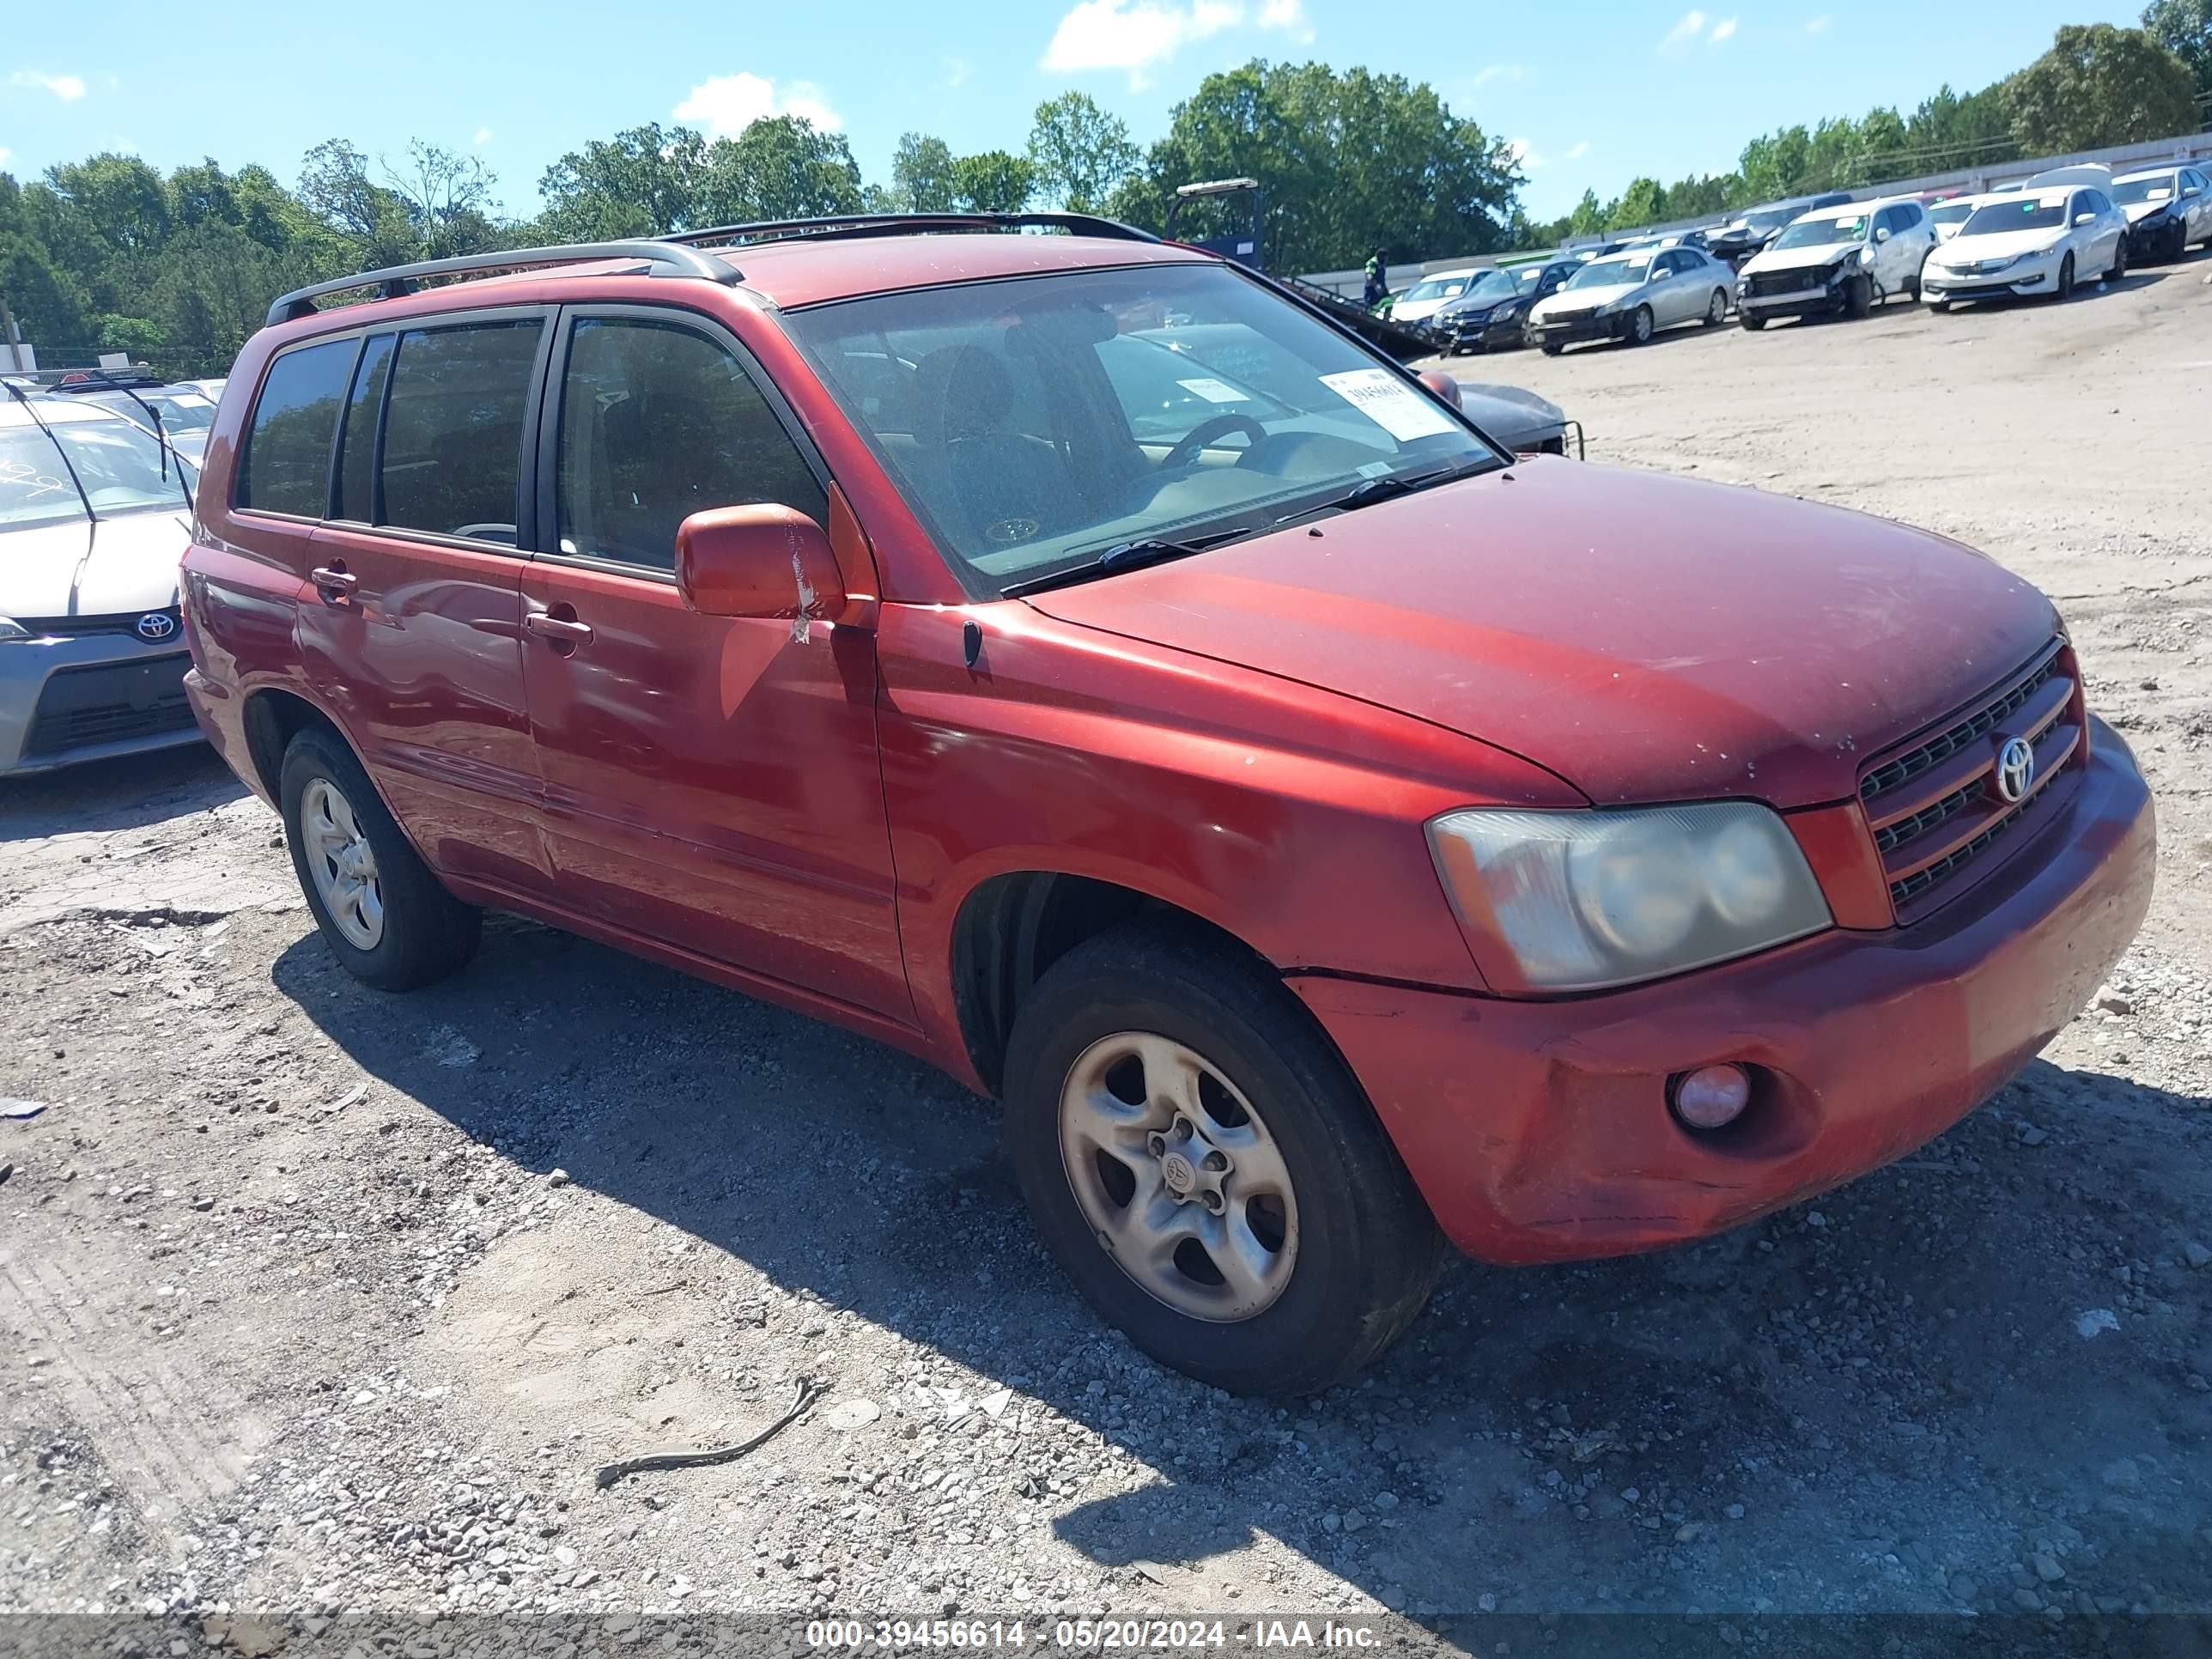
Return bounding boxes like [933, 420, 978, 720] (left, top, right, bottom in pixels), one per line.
[1276, 458, 1494, 525]
[1001, 528, 1250, 599]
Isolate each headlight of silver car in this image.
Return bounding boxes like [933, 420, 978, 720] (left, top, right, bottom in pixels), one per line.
[1425, 803, 1832, 993]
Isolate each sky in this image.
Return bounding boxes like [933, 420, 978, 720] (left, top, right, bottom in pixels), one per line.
[1, 0, 2142, 224]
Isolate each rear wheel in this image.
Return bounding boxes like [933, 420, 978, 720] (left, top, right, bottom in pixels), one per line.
[2056, 252, 2075, 301]
[1003, 921, 1444, 1395]
[281, 727, 480, 991]
[1625, 305, 1655, 346]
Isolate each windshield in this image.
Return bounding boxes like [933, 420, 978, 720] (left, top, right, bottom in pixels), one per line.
[8, 412, 192, 525]
[1398, 274, 1470, 305]
[784, 262, 1492, 593]
[1929, 201, 1977, 227]
[1566, 257, 1650, 289]
[1446, 270, 1518, 308]
[1770, 213, 1869, 250]
[88, 390, 216, 434]
[2112, 175, 2174, 206]
[0, 426, 87, 529]
[1960, 199, 2065, 235]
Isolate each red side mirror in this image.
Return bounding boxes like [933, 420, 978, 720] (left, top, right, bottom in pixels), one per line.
[675, 505, 848, 624]
[1417, 369, 1463, 410]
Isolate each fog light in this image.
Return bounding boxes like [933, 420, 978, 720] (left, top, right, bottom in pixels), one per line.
[1671, 1063, 1752, 1130]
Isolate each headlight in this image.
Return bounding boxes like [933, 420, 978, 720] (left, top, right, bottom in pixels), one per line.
[0, 617, 29, 642]
[1425, 803, 1832, 992]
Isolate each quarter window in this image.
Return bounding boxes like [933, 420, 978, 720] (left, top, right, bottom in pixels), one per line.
[238, 338, 356, 517]
[378, 320, 543, 544]
[554, 317, 824, 572]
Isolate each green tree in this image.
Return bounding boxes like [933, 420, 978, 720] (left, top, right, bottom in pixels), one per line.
[890, 133, 958, 212]
[1565, 189, 1607, 237]
[0, 233, 90, 355]
[2008, 25, 2199, 153]
[537, 124, 708, 238]
[2143, 0, 2212, 100]
[698, 117, 865, 223]
[1607, 178, 1667, 229]
[1027, 92, 1140, 213]
[948, 150, 1037, 212]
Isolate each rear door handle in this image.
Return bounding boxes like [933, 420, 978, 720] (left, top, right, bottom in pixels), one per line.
[309, 564, 357, 598]
[524, 611, 593, 645]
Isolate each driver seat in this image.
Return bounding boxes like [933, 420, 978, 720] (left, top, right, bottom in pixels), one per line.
[910, 345, 1082, 551]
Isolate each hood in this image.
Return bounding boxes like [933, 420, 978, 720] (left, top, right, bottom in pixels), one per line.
[1023, 462, 2057, 809]
[0, 507, 191, 621]
[1532, 283, 1639, 318]
[2121, 199, 2172, 224]
[1455, 382, 1565, 451]
[1740, 241, 1858, 276]
[1931, 228, 2063, 265]
[1392, 295, 1459, 323]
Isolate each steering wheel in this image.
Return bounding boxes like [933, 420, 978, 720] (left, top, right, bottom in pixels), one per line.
[1158, 413, 1268, 472]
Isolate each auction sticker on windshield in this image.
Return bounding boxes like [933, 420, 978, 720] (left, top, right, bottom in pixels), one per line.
[1176, 377, 1247, 404]
[1318, 368, 1456, 441]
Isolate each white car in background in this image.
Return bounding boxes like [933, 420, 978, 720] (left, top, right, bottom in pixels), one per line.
[0, 395, 202, 775]
[1389, 268, 1483, 326]
[1921, 185, 2130, 310]
[1526, 246, 1733, 353]
[1927, 193, 1998, 243]
[1734, 196, 1936, 328]
[2112, 165, 2212, 264]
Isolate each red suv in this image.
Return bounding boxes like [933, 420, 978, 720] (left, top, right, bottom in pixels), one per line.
[181, 216, 2155, 1394]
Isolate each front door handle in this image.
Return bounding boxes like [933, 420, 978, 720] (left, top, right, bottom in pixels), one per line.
[524, 611, 593, 647]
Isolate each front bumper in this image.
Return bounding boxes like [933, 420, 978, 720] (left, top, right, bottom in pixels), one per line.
[1293, 721, 2155, 1265]
[1923, 252, 2058, 302]
[1529, 310, 1628, 346]
[1437, 312, 1526, 351]
[0, 630, 200, 777]
[1736, 267, 1852, 318]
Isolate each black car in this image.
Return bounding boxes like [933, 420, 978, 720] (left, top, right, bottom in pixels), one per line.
[1705, 191, 1854, 266]
[1432, 260, 1578, 354]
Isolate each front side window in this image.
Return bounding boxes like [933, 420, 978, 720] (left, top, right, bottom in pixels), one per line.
[556, 317, 824, 571]
[784, 262, 1491, 594]
[2078, 190, 2112, 216]
[238, 338, 356, 516]
[378, 320, 542, 543]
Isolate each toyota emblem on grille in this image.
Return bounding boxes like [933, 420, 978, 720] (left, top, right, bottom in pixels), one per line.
[136, 611, 177, 641]
[1994, 736, 2036, 804]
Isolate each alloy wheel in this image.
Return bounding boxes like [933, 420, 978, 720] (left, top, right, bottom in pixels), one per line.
[1057, 1032, 1299, 1322]
[300, 777, 384, 950]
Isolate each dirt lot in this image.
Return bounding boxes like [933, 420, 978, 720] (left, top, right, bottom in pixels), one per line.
[5, 255, 2212, 1651]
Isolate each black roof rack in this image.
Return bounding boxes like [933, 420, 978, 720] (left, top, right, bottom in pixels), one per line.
[657, 211, 1162, 252]
[264, 240, 740, 328]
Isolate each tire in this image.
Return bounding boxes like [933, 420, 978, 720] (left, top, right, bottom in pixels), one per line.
[1931, 299, 1952, 314]
[1739, 312, 1768, 331]
[1625, 305, 1654, 346]
[280, 726, 481, 992]
[1703, 289, 1728, 326]
[2108, 235, 2127, 283]
[1844, 274, 1874, 319]
[1002, 920, 1445, 1395]
[2056, 252, 2075, 301]
[1540, 340, 1565, 356]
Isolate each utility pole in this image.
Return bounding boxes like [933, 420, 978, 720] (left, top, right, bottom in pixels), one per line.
[0, 291, 26, 372]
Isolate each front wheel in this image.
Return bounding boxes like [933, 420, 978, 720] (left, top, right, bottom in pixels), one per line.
[1739, 311, 1768, 331]
[2056, 252, 2075, 301]
[1003, 921, 1444, 1395]
[281, 726, 481, 991]
[1540, 339, 1565, 356]
[1624, 305, 1655, 346]
[1704, 289, 1729, 326]
[2108, 236, 2128, 283]
[1844, 274, 1874, 319]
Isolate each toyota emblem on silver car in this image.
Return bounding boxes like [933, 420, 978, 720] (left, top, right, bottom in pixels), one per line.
[1995, 736, 2036, 804]
[136, 611, 178, 641]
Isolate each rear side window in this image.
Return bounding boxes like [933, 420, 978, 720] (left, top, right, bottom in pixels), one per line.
[379, 320, 542, 544]
[238, 339, 356, 517]
[554, 316, 824, 572]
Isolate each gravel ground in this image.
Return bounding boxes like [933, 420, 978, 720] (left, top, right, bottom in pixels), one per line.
[4, 254, 2212, 1655]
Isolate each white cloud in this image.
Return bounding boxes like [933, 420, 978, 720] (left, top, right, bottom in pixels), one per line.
[1710, 15, 1738, 40]
[675, 71, 842, 137]
[1565, 140, 1590, 161]
[472, 126, 492, 146]
[1662, 10, 1707, 46]
[944, 56, 972, 88]
[1806, 13, 1831, 30]
[1474, 63, 1528, 88]
[9, 70, 86, 100]
[1507, 137, 1543, 171]
[1257, 0, 1314, 41]
[1042, 0, 1308, 87]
